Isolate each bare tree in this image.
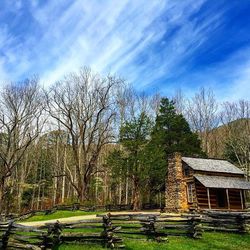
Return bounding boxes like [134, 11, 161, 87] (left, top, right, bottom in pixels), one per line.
[45, 68, 123, 202]
[173, 89, 186, 115]
[186, 87, 219, 155]
[0, 78, 44, 213]
[220, 100, 250, 178]
[111, 88, 159, 208]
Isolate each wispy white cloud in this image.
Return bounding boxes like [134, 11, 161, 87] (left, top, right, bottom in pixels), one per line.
[37, 0, 169, 85]
[0, 0, 220, 82]
[26, 0, 212, 86]
[0, 0, 249, 101]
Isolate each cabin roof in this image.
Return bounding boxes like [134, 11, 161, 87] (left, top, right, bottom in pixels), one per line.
[194, 175, 250, 190]
[182, 157, 244, 175]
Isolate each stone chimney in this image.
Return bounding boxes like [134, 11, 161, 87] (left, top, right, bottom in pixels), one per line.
[165, 152, 188, 212]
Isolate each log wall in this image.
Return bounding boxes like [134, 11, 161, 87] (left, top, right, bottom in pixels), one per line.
[228, 190, 242, 210]
[195, 180, 209, 209]
[195, 180, 244, 210]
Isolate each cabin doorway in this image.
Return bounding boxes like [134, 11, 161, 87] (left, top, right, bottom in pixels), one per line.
[216, 189, 227, 208]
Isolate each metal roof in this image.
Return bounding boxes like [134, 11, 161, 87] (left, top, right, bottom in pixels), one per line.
[182, 157, 244, 175]
[194, 175, 250, 190]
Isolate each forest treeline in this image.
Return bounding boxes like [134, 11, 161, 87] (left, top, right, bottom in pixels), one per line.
[0, 67, 249, 213]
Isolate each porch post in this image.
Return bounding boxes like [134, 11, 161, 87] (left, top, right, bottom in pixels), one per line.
[207, 188, 211, 209]
[226, 189, 230, 209]
[240, 190, 244, 210]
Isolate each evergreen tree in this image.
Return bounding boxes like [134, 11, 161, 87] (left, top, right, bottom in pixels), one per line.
[151, 97, 204, 156]
[107, 112, 152, 210]
[107, 98, 205, 209]
[147, 98, 205, 198]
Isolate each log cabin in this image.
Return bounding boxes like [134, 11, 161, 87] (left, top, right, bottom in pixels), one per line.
[165, 153, 250, 212]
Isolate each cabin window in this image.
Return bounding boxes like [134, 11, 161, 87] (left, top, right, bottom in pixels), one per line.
[187, 183, 193, 203]
[183, 166, 190, 176]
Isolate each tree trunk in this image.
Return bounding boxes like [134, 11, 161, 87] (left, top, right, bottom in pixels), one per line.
[53, 176, 57, 205]
[0, 179, 5, 214]
[18, 182, 24, 213]
[78, 185, 84, 203]
[53, 136, 59, 206]
[125, 170, 129, 204]
[79, 171, 92, 202]
[31, 186, 35, 210]
[61, 146, 66, 203]
[18, 157, 28, 213]
[132, 177, 140, 211]
[118, 176, 122, 204]
[36, 165, 42, 210]
[95, 164, 99, 205]
[36, 183, 41, 210]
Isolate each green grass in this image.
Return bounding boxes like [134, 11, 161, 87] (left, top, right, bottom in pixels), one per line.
[63, 226, 102, 233]
[19, 212, 250, 249]
[21, 210, 104, 222]
[55, 232, 250, 250]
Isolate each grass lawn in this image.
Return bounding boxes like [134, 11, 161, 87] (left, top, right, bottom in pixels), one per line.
[21, 210, 103, 222]
[19, 211, 250, 249]
[55, 232, 250, 250]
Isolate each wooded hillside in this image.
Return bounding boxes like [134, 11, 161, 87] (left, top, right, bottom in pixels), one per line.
[0, 68, 249, 214]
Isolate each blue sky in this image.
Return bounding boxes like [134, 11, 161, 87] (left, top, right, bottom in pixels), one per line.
[0, 0, 250, 100]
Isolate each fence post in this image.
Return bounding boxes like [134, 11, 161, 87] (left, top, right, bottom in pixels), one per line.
[51, 221, 63, 246]
[42, 220, 62, 249]
[237, 214, 246, 233]
[190, 216, 202, 239]
[1, 221, 13, 249]
[141, 215, 158, 241]
[148, 216, 156, 235]
[101, 214, 113, 248]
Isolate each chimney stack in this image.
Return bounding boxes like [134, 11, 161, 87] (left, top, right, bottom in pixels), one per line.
[165, 152, 188, 212]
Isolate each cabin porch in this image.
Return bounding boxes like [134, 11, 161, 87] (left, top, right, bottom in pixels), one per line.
[195, 179, 245, 210]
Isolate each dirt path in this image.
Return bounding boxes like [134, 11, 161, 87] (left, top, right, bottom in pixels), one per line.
[18, 211, 161, 227]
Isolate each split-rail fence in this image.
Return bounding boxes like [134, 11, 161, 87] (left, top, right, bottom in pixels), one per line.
[0, 211, 249, 249]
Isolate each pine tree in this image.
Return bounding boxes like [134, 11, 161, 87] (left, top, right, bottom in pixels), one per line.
[147, 98, 205, 199]
[151, 97, 204, 156]
[107, 112, 152, 210]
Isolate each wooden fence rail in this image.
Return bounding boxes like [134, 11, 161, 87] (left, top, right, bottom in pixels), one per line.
[0, 205, 124, 222]
[0, 203, 161, 222]
[202, 211, 250, 233]
[0, 215, 125, 249]
[0, 211, 249, 249]
[100, 213, 202, 240]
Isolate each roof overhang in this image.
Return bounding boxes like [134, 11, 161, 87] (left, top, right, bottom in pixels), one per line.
[194, 175, 250, 190]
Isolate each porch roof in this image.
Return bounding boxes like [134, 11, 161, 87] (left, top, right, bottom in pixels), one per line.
[194, 175, 250, 190]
